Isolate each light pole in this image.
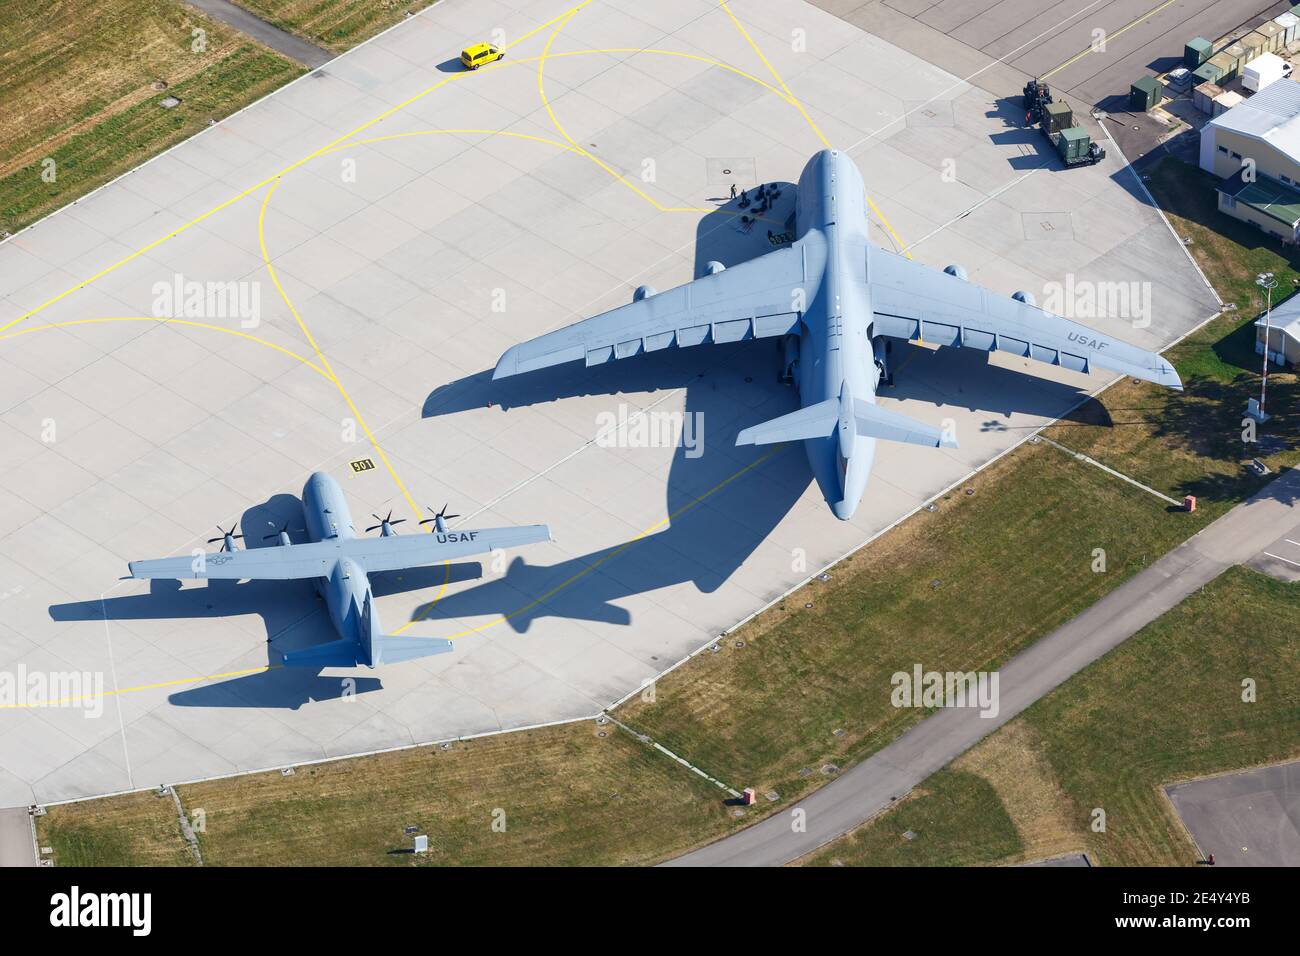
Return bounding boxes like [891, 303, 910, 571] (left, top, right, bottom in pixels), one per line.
[1257, 272, 1278, 419]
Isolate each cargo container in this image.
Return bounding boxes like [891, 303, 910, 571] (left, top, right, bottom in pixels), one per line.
[1276, 12, 1299, 44]
[1213, 90, 1245, 116]
[1193, 80, 1223, 113]
[1054, 127, 1105, 166]
[1242, 30, 1268, 61]
[1208, 51, 1238, 82]
[1243, 52, 1287, 92]
[1130, 76, 1163, 111]
[1257, 20, 1284, 53]
[1044, 101, 1072, 133]
[1219, 41, 1248, 73]
[1192, 61, 1225, 85]
[1193, 80, 1222, 113]
[1185, 36, 1213, 68]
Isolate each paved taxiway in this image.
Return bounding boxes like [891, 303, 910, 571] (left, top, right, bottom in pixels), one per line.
[0, 0, 1214, 806]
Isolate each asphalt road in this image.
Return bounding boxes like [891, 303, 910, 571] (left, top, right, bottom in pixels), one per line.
[0, 808, 35, 868]
[667, 465, 1300, 866]
[188, 0, 333, 68]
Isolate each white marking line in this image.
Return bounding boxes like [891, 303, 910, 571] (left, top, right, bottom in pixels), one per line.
[1285, 539, 1300, 548]
[603, 713, 741, 799]
[1094, 116, 1222, 307]
[1037, 436, 1183, 507]
[902, 165, 1044, 254]
[99, 590, 133, 790]
[1262, 552, 1300, 569]
[844, 0, 1110, 155]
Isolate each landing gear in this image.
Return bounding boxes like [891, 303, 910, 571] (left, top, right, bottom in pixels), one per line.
[779, 334, 799, 386]
[873, 338, 894, 387]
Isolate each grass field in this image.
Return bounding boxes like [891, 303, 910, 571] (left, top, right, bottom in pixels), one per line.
[0, 0, 304, 235]
[46, 724, 738, 867]
[1043, 311, 1297, 515]
[806, 566, 1300, 866]
[232, 0, 439, 53]
[617, 437, 1202, 804]
[38, 790, 194, 867]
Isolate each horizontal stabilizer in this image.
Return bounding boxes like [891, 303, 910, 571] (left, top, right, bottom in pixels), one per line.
[376, 636, 455, 665]
[735, 399, 838, 446]
[281, 638, 360, 668]
[854, 400, 957, 449]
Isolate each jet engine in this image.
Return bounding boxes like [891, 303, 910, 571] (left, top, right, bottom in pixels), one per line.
[943, 264, 968, 280]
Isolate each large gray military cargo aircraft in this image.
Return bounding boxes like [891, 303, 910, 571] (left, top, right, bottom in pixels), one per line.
[492, 149, 1181, 520]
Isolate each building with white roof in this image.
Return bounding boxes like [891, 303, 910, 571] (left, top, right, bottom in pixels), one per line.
[1255, 294, 1300, 368]
[1200, 79, 1300, 241]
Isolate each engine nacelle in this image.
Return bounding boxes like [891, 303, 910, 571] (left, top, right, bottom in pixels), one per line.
[1011, 290, 1036, 306]
[633, 285, 657, 302]
[705, 260, 726, 275]
[943, 264, 968, 281]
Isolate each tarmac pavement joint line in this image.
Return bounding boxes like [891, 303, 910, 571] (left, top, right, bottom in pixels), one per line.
[1039, 0, 1181, 82]
[257, 175, 426, 527]
[0, 4, 796, 337]
[720, 0, 911, 258]
[0, 316, 331, 378]
[840, 0, 1108, 156]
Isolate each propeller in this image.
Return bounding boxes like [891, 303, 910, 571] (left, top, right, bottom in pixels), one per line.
[419, 503, 460, 532]
[207, 524, 243, 552]
[262, 521, 300, 543]
[365, 510, 406, 535]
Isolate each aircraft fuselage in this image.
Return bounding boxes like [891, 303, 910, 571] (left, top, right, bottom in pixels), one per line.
[791, 149, 880, 520]
[300, 471, 381, 665]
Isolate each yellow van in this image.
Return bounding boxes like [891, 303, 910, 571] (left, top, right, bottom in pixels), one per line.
[460, 42, 503, 70]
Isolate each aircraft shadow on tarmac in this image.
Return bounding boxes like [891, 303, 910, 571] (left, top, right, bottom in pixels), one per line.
[47, 494, 482, 709]
[416, 189, 1107, 634]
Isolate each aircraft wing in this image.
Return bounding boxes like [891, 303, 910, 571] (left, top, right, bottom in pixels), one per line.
[493, 243, 816, 379]
[338, 525, 552, 574]
[128, 525, 552, 581]
[128, 544, 338, 581]
[866, 246, 1182, 389]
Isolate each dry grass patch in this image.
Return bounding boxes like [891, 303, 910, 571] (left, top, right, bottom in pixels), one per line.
[39, 790, 194, 867]
[954, 722, 1087, 864]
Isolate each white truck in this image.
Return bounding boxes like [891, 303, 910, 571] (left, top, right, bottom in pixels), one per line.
[1242, 52, 1290, 93]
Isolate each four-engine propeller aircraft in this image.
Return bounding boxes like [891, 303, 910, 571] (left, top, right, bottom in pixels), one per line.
[128, 472, 551, 667]
[492, 149, 1183, 520]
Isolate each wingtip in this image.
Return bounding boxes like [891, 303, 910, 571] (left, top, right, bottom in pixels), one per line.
[492, 347, 518, 380]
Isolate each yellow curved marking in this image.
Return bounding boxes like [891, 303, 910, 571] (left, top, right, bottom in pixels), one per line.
[535, 16, 715, 215]
[717, 1, 911, 258]
[256, 179, 424, 522]
[0, 39, 807, 338]
[0, 315, 329, 377]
